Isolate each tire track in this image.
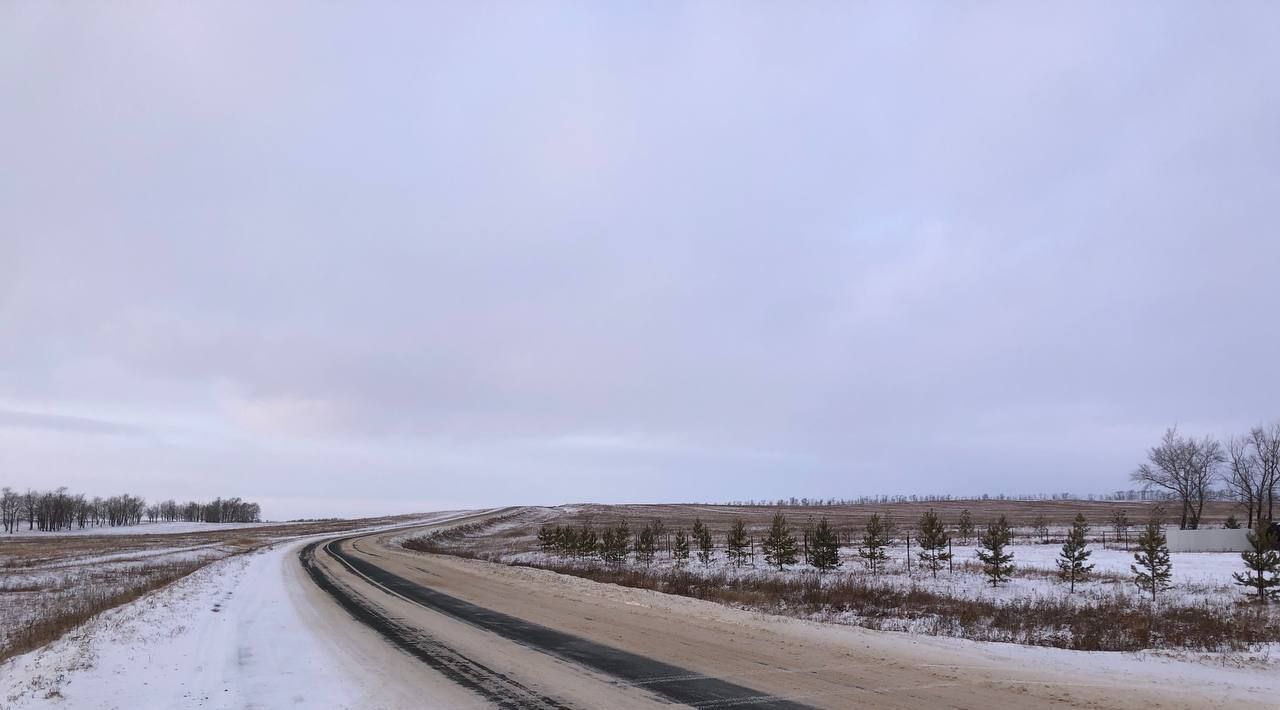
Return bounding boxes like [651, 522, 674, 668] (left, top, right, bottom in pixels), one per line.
[321, 536, 814, 709]
[300, 540, 571, 710]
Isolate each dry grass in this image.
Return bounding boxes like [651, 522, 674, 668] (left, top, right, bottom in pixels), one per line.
[0, 560, 208, 663]
[519, 561, 1278, 652]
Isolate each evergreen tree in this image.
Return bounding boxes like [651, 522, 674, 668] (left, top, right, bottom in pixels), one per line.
[636, 523, 657, 566]
[762, 512, 798, 571]
[599, 526, 619, 563]
[694, 518, 714, 565]
[1224, 514, 1241, 529]
[599, 520, 631, 563]
[858, 513, 890, 574]
[1131, 520, 1172, 602]
[559, 525, 579, 555]
[915, 509, 952, 578]
[672, 528, 691, 565]
[957, 509, 975, 545]
[537, 524, 556, 552]
[616, 519, 631, 562]
[1056, 513, 1094, 592]
[726, 519, 748, 567]
[577, 525, 598, 560]
[810, 516, 841, 572]
[1233, 524, 1280, 603]
[976, 516, 1015, 587]
[650, 518, 667, 556]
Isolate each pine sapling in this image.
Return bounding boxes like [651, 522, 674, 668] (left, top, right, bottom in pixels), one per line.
[762, 511, 798, 571]
[1131, 520, 1172, 603]
[726, 519, 748, 567]
[858, 513, 889, 575]
[1056, 513, 1094, 592]
[957, 509, 975, 545]
[915, 509, 952, 578]
[577, 525, 598, 560]
[695, 519, 715, 566]
[1233, 524, 1280, 603]
[672, 528, 690, 565]
[810, 516, 841, 572]
[976, 516, 1015, 587]
[636, 523, 657, 566]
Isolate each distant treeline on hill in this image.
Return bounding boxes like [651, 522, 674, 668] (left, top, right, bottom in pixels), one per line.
[0, 487, 262, 533]
[719, 489, 1229, 507]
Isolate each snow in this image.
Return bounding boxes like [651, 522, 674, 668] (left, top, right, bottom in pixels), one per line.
[0, 513, 480, 708]
[506, 537, 1251, 615]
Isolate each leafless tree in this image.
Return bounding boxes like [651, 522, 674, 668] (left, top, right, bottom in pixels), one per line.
[1131, 427, 1224, 529]
[1226, 435, 1265, 528]
[1250, 423, 1280, 523]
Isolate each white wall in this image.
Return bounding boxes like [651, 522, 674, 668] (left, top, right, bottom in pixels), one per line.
[1165, 528, 1250, 553]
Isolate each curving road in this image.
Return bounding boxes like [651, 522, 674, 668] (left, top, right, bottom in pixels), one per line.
[300, 511, 1242, 710]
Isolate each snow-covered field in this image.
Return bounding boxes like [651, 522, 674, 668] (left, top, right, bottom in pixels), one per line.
[508, 539, 1247, 608]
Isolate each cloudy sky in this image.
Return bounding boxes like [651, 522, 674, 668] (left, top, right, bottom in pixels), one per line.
[2, 4, 1277, 519]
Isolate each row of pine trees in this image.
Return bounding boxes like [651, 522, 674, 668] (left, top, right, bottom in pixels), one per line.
[538, 510, 1280, 603]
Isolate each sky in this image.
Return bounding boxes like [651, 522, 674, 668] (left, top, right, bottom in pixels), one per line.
[2, 3, 1278, 520]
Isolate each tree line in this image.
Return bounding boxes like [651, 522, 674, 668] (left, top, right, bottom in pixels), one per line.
[536, 506, 1280, 605]
[0, 486, 262, 533]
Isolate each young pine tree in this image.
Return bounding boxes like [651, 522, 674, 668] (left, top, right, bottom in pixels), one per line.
[810, 516, 841, 572]
[858, 513, 889, 574]
[696, 520, 715, 566]
[915, 510, 952, 578]
[599, 526, 619, 563]
[577, 525, 598, 560]
[672, 528, 691, 565]
[763, 512, 799, 571]
[726, 519, 748, 567]
[636, 523, 657, 566]
[1131, 520, 1172, 602]
[616, 519, 631, 562]
[976, 516, 1015, 587]
[1224, 515, 1241, 529]
[1056, 513, 1094, 592]
[957, 509, 975, 545]
[1233, 524, 1280, 603]
[537, 524, 556, 552]
[691, 518, 708, 560]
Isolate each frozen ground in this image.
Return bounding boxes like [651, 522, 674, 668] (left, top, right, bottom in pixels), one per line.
[0, 514, 481, 709]
[508, 538, 1248, 608]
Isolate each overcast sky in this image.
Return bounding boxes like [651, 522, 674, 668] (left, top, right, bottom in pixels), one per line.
[2, 4, 1277, 519]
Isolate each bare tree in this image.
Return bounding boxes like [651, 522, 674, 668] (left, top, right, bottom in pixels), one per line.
[1131, 427, 1224, 529]
[1251, 423, 1280, 523]
[1226, 435, 1264, 528]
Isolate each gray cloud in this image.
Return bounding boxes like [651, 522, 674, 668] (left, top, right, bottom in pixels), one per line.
[2, 3, 1278, 518]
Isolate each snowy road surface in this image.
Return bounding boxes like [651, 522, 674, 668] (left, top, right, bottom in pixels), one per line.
[4, 510, 1279, 709]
